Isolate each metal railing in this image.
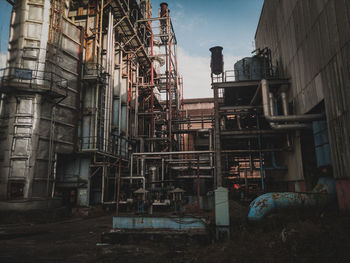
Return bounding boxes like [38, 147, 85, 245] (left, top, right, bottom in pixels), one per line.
[80, 135, 130, 158]
[0, 67, 68, 97]
[83, 62, 105, 79]
[211, 66, 280, 83]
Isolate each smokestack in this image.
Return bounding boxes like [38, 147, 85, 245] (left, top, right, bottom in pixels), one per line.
[209, 46, 224, 75]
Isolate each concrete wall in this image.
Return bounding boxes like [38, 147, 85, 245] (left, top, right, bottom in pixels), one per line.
[183, 98, 214, 130]
[255, 0, 350, 209]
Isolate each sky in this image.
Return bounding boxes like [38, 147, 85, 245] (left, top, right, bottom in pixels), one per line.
[0, 0, 264, 98]
[150, 0, 264, 98]
[0, 0, 12, 69]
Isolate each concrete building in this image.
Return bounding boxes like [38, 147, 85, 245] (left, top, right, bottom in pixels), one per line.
[255, 0, 350, 210]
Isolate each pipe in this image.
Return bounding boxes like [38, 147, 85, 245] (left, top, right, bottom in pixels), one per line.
[209, 129, 213, 168]
[132, 150, 212, 156]
[149, 166, 158, 190]
[117, 48, 123, 155]
[197, 155, 201, 214]
[47, 105, 56, 197]
[98, 0, 104, 64]
[51, 153, 57, 198]
[237, 115, 242, 130]
[0, 94, 5, 119]
[168, 38, 173, 151]
[261, 79, 323, 127]
[177, 176, 213, 179]
[256, 115, 265, 191]
[150, 14, 155, 140]
[130, 154, 133, 181]
[178, 109, 188, 118]
[161, 158, 165, 188]
[134, 80, 139, 138]
[281, 91, 289, 116]
[213, 86, 223, 187]
[116, 160, 121, 216]
[248, 177, 336, 221]
[94, 84, 99, 149]
[268, 92, 275, 126]
[140, 137, 145, 178]
[101, 166, 105, 204]
[105, 9, 114, 152]
[271, 151, 287, 170]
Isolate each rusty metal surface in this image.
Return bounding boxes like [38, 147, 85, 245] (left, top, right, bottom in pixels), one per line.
[112, 216, 206, 230]
[248, 177, 336, 221]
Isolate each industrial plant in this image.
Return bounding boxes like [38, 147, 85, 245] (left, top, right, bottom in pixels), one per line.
[0, 0, 349, 262]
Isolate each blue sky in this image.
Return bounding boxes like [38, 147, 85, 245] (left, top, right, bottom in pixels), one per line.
[0, 0, 264, 98]
[0, 1, 12, 53]
[151, 0, 263, 57]
[151, 0, 264, 97]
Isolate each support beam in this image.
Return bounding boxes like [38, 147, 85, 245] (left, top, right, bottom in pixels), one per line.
[213, 86, 222, 187]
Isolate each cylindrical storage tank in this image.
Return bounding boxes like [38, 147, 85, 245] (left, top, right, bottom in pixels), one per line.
[209, 46, 224, 75]
[234, 56, 268, 81]
[234, 57, 252, 81]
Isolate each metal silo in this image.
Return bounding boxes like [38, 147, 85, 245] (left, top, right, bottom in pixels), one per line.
[234, 56, 268, 81]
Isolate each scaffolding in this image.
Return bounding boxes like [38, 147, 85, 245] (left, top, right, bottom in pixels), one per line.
[0, 0, 215, 213]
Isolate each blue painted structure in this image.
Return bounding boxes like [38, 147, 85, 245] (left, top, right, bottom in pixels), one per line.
[248, 177, 336, 221]
[313, 121, 332, 167]
[112, 216, 206, 230]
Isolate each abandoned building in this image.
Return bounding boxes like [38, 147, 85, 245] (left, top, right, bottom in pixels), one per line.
[0, 0, 349, 262]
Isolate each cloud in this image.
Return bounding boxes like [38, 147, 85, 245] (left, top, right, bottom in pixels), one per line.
[177, 47, 242, 99]
[174, 14, 207, 33]
[170, 3, 207, 34]
[0, 52, 7, 69]
[177, 47, 211, 98]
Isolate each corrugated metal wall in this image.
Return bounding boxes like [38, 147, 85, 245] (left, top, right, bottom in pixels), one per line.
[255, 0, 350, 179]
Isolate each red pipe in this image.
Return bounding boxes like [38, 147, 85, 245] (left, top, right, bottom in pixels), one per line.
[168, 36, 172, 150]
[197, 154, 201, 214]
[116, 159, 122, 216]
[151, 30, 154, 84]
[150, 24, 154, 137]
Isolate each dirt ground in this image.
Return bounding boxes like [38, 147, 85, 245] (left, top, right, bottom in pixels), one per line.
[0, 202, 349, 263]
